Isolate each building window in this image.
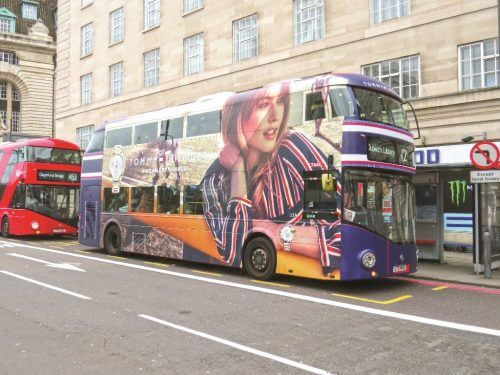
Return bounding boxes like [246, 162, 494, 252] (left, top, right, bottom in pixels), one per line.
[371, 0, 409, 25]
[0, 82, 7, 99]
[81, 0, 93, 8]
[109, 62, 123, 97]
[80, 23, 93, 57]
[77, 125, 94, 150]
[184, 0, 203, 14]
[144, 0, 160, 30]
[143, 49, 160, 88]
[81, 73, 92, 105]
[184, 33, 204, 76]
[0, 51, 18, 65]
[109, 7, 124, 45]
[12, 87, 20, 101]
[233, 15, 257, 62]
[0, 110, 6, 129]
[362, 55, 420, 99]
[293, 0, 324, 46]
[11, 111, 20, 133]
[0, 7, 16, 33]
[22, 1, 38, 20]
[459, 38, 500, 91]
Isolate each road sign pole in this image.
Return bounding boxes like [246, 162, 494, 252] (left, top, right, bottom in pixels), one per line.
[484, 230, 492, 279]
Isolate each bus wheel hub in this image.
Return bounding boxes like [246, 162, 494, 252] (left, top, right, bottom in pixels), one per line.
[252, 248, 267, 270]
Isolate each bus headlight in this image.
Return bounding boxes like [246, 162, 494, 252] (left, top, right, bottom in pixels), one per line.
[31, 221, 39, 230]
[361, 251, 376, 269]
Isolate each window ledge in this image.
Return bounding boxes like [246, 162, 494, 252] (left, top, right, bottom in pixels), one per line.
[143, 24, 160, 34]
[182, 6, 204, 17]
[80, 52, 93, 59]
[109, 39, 124, 48]
[81, 3, 93, 10]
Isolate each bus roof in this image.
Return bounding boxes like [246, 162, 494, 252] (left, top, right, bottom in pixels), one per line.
[99, 72, 401, 132]
[0, 138, 80, 152]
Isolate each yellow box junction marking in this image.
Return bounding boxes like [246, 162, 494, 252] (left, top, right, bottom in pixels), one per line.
[251, 280, 290, 288]
[192, 270, 222, 277]
[144, 261, 169, 268]
[107, 255, 125, 260]
[331, 293, 412, 305]
[432, 286, 449, 291]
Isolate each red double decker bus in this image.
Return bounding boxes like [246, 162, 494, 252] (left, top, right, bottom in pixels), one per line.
[0, 138, 81, 237]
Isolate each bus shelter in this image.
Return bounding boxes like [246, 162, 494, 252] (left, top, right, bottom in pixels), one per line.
[414, 142, 500, 273]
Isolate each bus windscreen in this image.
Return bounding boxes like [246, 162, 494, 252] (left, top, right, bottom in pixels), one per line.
[353, 88, 409, 130]
[26, 147, 81, 165]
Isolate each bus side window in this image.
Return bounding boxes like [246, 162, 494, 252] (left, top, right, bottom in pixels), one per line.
[9, 184, 26, 209]
[161, 117, 184, 140]
[103, 187, 129, 212]
[86, 131, 105, 153]
[134, 122, 157, 145]
[183, 185, 203, 215]
[106, 127, 132, 148]
[305, 92, 325, 121]
[157, 186, 180, 214]
[131, 186, 154, 213]
[186, 111, 221, 138]
[303, 171, 337, 211]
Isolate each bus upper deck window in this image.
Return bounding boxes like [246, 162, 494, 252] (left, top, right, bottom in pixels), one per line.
[305, 92, 325, 121]
[86, 131, 104, 153]
[329, 87, 355, 117]
[134, 122, 158, 145]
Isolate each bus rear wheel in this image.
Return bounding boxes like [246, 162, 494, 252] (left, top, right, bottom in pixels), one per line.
[243, 237, 276, 280]
[1, 217, 10, 238]
[104, 225, 122, 256]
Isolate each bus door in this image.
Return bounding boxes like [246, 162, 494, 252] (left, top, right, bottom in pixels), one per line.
[80, 185, 101, 247]
[414, 173, 441, 261]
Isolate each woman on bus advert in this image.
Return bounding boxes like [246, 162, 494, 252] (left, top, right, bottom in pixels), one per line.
[201, 82, 341, 277]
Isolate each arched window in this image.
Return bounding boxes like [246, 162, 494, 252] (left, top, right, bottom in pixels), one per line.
[0, 81, 21, 133]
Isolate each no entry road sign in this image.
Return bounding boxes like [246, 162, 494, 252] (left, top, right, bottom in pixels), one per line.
[469, 141, 499, 170]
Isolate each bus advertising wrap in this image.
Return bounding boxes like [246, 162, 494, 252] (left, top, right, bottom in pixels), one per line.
[88, 73, 417, 281]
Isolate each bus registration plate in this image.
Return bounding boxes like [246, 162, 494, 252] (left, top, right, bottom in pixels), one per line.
[53, 228, 67, 233]
[392, 264, 409, 273]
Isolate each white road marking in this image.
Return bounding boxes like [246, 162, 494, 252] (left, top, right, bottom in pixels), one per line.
[139, 314, 333, 375]
[0, 271, 91, 300]
[7, 253, 86, 272]
[2, 240, 500, 337]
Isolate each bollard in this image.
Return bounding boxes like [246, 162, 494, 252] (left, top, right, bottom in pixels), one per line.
[484, 231, 492, 279]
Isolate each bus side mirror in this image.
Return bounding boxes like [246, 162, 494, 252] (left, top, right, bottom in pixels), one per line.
[321, 173, 335, 191]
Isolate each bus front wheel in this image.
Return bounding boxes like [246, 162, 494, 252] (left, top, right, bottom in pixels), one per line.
[104, 225, 122, 256]
[243, 237, 276, 280]
[1, 217, 10, 238]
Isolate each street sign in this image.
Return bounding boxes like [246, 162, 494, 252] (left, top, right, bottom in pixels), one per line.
[469, 141, 500, 170]
[470, 170, 500, 184]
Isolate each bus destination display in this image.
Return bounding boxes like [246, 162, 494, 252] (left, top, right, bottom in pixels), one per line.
[38, 170, 80, 183]
[367, 136, 414, 167]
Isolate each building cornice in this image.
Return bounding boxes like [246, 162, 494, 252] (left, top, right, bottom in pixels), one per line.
[0, 32, 55, 54]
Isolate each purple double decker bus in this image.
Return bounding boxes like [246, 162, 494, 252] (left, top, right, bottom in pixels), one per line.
[79, 73, 418, 281]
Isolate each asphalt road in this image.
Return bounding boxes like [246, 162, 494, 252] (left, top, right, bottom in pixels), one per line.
[0, 237, 499, 375]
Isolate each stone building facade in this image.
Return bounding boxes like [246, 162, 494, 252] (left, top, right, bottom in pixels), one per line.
[55, 0, 499, 147]
[0, 0, 57, 142]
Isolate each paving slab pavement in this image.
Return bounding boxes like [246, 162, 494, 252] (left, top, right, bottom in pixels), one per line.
[404, 251, 500, 289]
